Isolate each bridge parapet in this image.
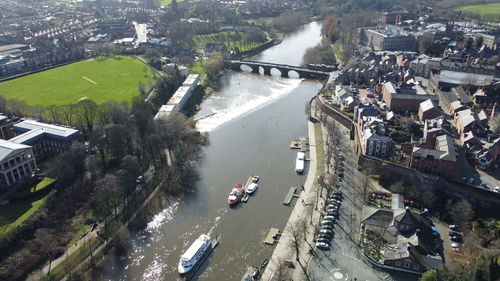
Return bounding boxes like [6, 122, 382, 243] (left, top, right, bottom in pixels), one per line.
[227, 60, 329, 80]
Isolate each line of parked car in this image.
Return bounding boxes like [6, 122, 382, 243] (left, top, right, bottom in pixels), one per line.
[316, 138, 343, 250]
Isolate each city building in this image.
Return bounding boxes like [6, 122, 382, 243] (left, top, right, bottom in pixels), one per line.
[473, 32, 500, 50]
[0, 139, 37, 188]
[423, 116, 453, 148]
[0, 114, 15, 140]
[361, 201, 442, 274]
[358, 26, 417, 51]
[154, 74, 199, 120]
[381, 10, 416, 25]
[454, 109, 487, 136]
[361, 122, 393, 157]
[382, 82, 439, 113]
[472, 87, 500, 114]
[410, 134, 457, 177]
[9, 120, 81, 161]
[418, 99, 441, 121]
[429, 70, 494, 93]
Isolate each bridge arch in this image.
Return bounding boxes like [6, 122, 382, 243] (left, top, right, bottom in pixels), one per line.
[240, 64, 253, 73]
[270, 68, 282, 77]
[288, 70, 300, 79]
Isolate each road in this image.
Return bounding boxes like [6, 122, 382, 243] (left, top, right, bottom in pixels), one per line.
[307, 111, 417, 281]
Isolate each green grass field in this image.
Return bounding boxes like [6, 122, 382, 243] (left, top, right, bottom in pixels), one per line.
[0, 193, 49, 238]
[0, 56, 155, 106]
[455, 3, 500, 20]
[193, 31, 267, 53]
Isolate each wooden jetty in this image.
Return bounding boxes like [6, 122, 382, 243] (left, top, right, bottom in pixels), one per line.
[283, 187, 299, 205]
[243, 175, 253, 193]
[184, 236, 220, 281]
[264, 228, 280, 245]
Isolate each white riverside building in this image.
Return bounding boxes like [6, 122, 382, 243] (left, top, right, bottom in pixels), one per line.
[154, 74, 200, 120]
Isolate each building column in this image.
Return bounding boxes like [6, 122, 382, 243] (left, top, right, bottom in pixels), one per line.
[3, 173, 9, 186]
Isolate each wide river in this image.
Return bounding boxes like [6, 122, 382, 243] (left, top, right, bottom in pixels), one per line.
[112, 22, 324, 281]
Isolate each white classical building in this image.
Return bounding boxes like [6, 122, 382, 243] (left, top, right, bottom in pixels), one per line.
[0, 139, 37, 188]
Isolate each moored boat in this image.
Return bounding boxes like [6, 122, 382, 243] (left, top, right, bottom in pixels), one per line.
[228, 184, 244, 205]
[178, 234, 212, 275]
[246, 182, 258, 194]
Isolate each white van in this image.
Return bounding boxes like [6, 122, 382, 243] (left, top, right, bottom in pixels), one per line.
[295, 152, 305, 174]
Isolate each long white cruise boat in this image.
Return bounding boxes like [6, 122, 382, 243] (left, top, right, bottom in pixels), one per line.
[178, 234, 212, 275]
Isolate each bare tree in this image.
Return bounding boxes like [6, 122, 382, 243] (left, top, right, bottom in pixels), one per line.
[35, 228, 58, 276]
[273, 258, 290, 281]
[76, 99, 98, 134]
[287, 220, 311, 281]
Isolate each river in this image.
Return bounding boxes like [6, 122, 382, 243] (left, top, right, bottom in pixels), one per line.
[111, 22, 324, 281]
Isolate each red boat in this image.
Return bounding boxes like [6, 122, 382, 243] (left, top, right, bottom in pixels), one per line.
[228, 184, 244, 205]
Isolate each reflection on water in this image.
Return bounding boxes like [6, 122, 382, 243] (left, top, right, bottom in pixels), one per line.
[249, 21, 323, 66]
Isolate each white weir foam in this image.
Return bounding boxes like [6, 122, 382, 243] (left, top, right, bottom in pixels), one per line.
[196, 74, 303, 132]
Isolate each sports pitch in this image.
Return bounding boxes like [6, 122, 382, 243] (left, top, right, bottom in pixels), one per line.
[0, 56, 156, 106]
[454, 3, 500, 20]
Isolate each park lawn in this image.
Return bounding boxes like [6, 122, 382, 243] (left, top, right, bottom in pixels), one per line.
[454, 3, 500, 20]
[331, 44, 343, 64]
[245, 17, 274, 26]
[193, 31, 267, 53]
[0, 193, 49, 238]
[7, 177, 56, 200]
[159, 0, 201, 6]
[0, 56, 156, 106]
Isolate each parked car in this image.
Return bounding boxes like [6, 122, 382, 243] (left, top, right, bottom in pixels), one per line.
[317, 233, 333, 239]
[449, 225, 460, 231]
[322, 220, 335, 226]
[323, 216, 336, 221]
[321, 225, 334, 230]
[481, 183, 489, 189]
[451, 242, 462, 249]
[316, 242, 330, 250]
[316, 237, 331, 243]
[450, 235, 463, 243]
[326, 211, 339, 217]
[319, 229, 334, 235]
[495, 186, 500, 193]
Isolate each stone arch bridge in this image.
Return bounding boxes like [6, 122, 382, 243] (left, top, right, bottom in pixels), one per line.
[227, 60, 330, 80]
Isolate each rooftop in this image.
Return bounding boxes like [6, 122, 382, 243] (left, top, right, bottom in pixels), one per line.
[0, 139, 32, 163]
[438, 70, 493, 86]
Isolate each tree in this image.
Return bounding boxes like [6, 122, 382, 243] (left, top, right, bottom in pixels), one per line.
[475, 36, 484, 49]
[76, 99, 98, 135]
[272, 258, 290, 281]
[465, 37, 474, 49]
[244, 27, 266, 43]
[203, 52, 225, 82]
[322, 16, 338, 41]
[419, 269, 438, 281]
[447, 199, 474, 231]
[489, 115, 500, 134]
[302, 39, 336, 66]
[286, 219, 311, 281]
[34, 228, 58, 276]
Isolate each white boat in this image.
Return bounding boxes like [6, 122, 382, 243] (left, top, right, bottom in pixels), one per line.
[246, 182, 258, 194]
[295, 152, 305, 174]
[178, 234, 212, 274]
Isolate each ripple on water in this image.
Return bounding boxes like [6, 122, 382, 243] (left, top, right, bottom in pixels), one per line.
[145, 201, 179, 233]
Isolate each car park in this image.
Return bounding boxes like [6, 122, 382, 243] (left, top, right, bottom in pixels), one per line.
[316, 242, 330, 250]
